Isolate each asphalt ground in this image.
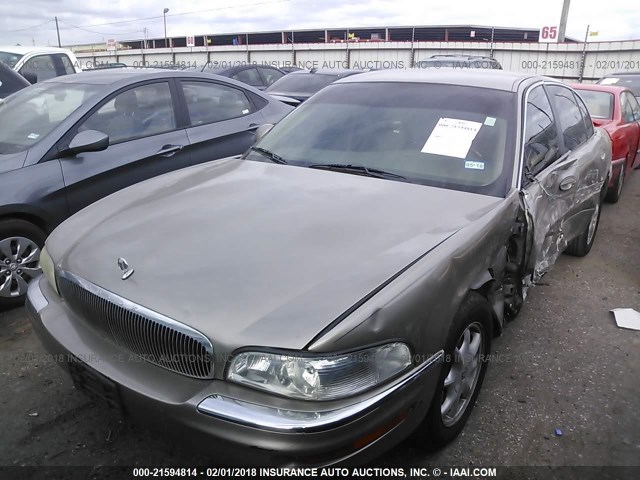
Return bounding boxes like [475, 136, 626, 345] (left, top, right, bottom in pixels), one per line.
[1, 172, 639, 480]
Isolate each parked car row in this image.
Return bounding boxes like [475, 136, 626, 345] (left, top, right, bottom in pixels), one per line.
[14, 66, 620, 465]
[572, 83, 640, 202]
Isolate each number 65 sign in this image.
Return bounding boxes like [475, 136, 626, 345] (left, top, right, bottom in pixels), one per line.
[539, 25, 559, 43]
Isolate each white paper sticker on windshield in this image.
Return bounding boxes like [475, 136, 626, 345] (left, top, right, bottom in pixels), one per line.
[599, 78, 619, 85]
[242, 109, 250, 115]
[465, 161, 485, 170]
[27, 133, 40, 140]
[484, 116, 496, 126]
[421, 117, 483, 159]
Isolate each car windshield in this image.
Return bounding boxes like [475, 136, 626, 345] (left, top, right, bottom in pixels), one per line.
[0, 82, 100, 154]
[246, 82, 517, 197]
[598, 76, 640, 97]
[0, 51, 24, 69]
[575, 90, 614, 119]
[265, 73, 338, 94]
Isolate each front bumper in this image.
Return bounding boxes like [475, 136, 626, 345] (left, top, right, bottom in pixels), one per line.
[26, 276, 442, 465]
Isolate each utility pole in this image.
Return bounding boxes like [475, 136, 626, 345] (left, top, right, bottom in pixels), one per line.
[578, 24, 589, 83]
[558, 0, 571, 42]
[55, 16, 61, 47]
[163, 8, 169, 48]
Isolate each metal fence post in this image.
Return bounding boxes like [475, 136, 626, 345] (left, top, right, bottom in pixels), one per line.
[410, 27, 415, 67]
[578, 25, 589, 82]
[490, 27, 495, 58]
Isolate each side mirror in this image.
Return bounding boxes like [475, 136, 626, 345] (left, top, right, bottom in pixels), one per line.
[254, 124, 274, 143]
[66, 130, 109, 155]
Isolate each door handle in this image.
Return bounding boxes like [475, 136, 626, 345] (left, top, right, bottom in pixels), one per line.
[559, 176, 576, 191]
[158, 145, 184, 157]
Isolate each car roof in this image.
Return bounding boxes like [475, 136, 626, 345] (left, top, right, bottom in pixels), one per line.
[42, 68, 204, 85]
[571, 83, 628, 94]
[336, 69, 549, 92]
[0, 46, 73, 55]
[290, 68, 363, 76]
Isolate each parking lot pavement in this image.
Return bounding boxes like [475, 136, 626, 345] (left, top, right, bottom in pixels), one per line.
[1, 174, 639, 471]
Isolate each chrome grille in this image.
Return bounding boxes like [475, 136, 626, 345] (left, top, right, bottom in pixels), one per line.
[58, 272, 214, 379]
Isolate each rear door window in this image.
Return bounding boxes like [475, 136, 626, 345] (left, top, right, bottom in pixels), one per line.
[257, 67, 284, 87]
[573, 91, 594, 137]
[546, 84, 589, 151]
[231, 67, 263, 88]
[55, 54, 77, 75]
[523, 85, 561, 174]
[181, 81, 253, 126]
[621, 92, 639, 123]
[627, 93, 640, 121]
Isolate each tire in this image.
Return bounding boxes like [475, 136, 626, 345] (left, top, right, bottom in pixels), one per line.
[605, 163, 625, 203]
[417, 292, 493, 448]
[0, 219, 47, 310]
[564, 193, 603, 257]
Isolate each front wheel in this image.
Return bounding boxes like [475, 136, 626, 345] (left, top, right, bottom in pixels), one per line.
[0, 219, 46, 309]
[418, 292, 493, 447]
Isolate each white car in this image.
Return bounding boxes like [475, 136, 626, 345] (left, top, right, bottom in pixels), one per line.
[0, 46, 81, 84]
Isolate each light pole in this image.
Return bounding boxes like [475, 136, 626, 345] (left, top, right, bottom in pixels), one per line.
[163, 8, 169, 48]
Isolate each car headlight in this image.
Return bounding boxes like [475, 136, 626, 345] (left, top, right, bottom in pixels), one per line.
[227, 342, 412, 400]
[39, 247, 58, 295]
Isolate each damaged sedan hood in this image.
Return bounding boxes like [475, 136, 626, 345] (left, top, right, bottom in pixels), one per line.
[50, 158, 503, 351]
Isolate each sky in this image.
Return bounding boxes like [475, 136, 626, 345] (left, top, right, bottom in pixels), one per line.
[1, 0, 639, 47]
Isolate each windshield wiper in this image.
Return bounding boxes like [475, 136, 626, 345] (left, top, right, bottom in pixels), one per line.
[250, 146, 288, 164]
[307, 163, 406, 180]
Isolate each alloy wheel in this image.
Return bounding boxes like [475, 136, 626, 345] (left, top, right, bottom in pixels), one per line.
[441, 321, 484, 427]
[0, 237, 41, 298]
[587, 203, 601, 245]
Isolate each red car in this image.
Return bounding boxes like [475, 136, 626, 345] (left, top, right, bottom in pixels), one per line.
[572, 84, 640, 202]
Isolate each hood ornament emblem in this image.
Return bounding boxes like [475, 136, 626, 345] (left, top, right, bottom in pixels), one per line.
[117, 257, 135, 280]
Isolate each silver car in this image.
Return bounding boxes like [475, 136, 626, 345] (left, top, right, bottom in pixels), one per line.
[27, 69, 611, 465]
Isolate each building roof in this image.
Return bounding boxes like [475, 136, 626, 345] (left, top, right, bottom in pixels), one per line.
[0, 46, 73, 55]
